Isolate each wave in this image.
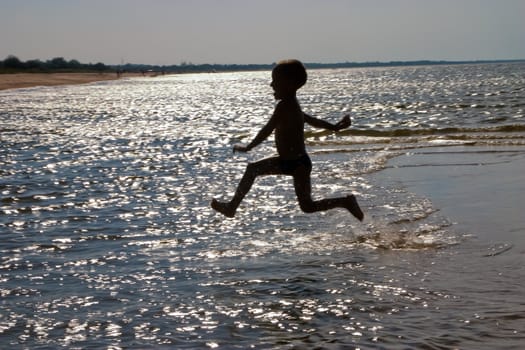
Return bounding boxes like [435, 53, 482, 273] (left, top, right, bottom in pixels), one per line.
[306, 124, 525, 139]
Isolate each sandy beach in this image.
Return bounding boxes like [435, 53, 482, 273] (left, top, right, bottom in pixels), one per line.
[0, 72, 143, 90]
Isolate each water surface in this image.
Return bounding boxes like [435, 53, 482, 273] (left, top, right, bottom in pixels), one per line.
[1, 63, 524, 348]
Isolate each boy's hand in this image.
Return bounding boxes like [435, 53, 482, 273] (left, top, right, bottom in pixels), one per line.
[233, 144, 249, 153]
[335, 114, 351, 131]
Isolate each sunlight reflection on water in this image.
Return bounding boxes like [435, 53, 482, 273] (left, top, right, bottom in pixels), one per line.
[1, 63, 525, 348]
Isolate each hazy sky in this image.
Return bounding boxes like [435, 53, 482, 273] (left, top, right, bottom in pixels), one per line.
[2, 0, 524, 65]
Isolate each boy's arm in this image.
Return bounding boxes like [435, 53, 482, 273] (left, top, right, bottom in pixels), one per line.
[304, 113, 351, 131]
[234, 112, 278, 152]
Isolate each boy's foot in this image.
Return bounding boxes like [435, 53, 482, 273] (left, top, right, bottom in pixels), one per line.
[345, 195, 364, 221]
[211, 199, 236, 218]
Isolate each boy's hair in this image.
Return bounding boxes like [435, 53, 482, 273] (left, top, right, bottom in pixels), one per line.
[273, 59, 307, 89]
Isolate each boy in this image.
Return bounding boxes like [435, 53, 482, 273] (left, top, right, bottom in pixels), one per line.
[211, 59, 364, 221]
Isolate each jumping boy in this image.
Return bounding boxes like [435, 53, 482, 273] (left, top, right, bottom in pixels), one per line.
[211, 59, 364, 221]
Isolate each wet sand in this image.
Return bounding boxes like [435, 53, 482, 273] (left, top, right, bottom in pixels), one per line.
[375, 145, 525, 247]
[0, 72, 144, 90]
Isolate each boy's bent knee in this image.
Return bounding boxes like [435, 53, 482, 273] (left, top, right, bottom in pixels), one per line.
[245, 162, 258, 174]
[298, 199, 316, 213]
[246, 161, 271, 176]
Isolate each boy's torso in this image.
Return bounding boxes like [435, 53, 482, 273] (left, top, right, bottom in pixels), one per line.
[274, 98, 307, 159]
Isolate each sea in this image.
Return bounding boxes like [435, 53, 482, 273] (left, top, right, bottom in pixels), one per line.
[1, 62, 524, 349]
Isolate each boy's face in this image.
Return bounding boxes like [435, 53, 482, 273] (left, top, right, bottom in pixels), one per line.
[270, 71, 295, 100]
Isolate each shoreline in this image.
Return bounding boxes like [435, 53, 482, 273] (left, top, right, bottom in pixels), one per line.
[374, 145, 525, 246]
[0, 72, 145, 91]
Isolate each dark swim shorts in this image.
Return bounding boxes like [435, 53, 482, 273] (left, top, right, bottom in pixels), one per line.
[279, 154, 312, 175]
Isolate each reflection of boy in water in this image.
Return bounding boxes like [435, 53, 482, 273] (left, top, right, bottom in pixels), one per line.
[212, 59, 363, 221]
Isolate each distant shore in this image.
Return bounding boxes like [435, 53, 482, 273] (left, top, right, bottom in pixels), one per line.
[2, 59, 524, 91]
[0, 72, 145, 91]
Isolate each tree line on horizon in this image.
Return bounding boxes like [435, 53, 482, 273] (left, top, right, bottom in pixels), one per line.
[1, 55, 522, 74]
[0, 55, 112, 73]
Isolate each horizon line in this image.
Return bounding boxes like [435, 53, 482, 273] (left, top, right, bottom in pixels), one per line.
[117, 58, 525, 67]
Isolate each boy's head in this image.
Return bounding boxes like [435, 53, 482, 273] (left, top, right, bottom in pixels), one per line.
[272, 59, 307, 91]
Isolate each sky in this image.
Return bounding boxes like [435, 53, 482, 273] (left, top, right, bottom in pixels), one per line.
[1, 0, 524, 65]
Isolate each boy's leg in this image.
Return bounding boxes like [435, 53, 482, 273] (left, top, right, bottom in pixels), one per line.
[293, 167, 364, 221]
[212, 157, 282, 217]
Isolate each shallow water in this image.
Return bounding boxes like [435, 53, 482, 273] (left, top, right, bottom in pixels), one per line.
[1, 63, 524, 348]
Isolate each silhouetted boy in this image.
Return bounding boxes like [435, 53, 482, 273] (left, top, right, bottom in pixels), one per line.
[212, 59, 363, 221]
